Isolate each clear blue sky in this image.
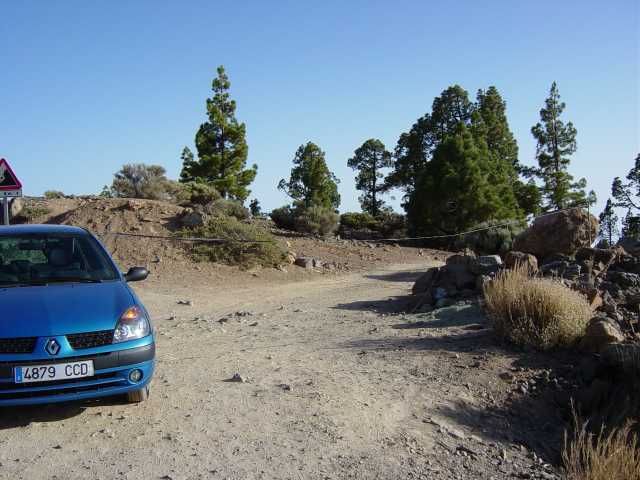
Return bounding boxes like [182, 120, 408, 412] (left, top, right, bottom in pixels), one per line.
[2, 0, 638, 215]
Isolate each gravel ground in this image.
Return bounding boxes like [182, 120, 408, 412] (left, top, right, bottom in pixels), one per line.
[0, 259, 565, 480]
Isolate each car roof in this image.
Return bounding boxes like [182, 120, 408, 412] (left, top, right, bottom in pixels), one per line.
[0, 224, 89, 236]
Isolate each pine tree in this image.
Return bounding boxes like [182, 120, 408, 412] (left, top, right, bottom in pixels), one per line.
[598, 199, 619, 246]
[622, 209, 640, 240]
[406, 124, 521, 236]
[385, 85, 473, 200]
[180, 66, 257, 201]
[249, 199, 261, 217]
[612, 153, 640, 212]
[278, 142, 340, 210]
[531, 82, 593, 210]
[348, 139, 392, 216]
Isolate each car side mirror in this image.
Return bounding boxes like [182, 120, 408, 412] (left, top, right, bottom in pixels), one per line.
[124, 267, 149, 282]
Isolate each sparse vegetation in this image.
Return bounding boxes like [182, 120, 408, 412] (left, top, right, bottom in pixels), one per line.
[563, 413, 640, 480]
[453, 220, 525, 255]
[484, 263, 592, 350]
[182, 217, 286, 268]
[174, 182, 222, 206]
[203, 198, 249, 220]
[43, 190, 65, 199]
[270, 206, 297, 231]
[110, 163, 172, 200]
[340, 212, 378, 231]
[294, 205, 339, 236]
[16, 205, 52, 221]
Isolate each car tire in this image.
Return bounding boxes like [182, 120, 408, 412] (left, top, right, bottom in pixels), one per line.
[126, 385, 149, 403]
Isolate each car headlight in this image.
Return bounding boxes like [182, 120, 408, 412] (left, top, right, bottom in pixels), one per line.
[114, 306, 150, 343]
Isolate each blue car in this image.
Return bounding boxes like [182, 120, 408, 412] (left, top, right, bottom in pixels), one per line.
[0, 224, 155, 406]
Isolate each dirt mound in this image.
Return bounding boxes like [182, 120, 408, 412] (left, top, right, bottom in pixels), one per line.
[17, 197, 188, 270]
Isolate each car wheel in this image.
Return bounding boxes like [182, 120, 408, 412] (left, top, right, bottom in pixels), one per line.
[126, 385, 149, 403]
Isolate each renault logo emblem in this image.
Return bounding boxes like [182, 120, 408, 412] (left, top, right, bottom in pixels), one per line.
[45, 339, 60, 356]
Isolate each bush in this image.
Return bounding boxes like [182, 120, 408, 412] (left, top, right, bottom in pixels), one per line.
[44, 190, 65, 199]
[340, 212, 378, 231]
[111, 164, 172, 200]
[182, 217, 286, 269]
[295, 205, 339, 236]
[454, 220, 525, 255]
[375, 211, 406, 237]
[270, 205, 297, 231]
[563, 413, 640, 480]
[173, 182, 221, 206]
[203, 199, 249, 220]
[484, 263, 592, 350]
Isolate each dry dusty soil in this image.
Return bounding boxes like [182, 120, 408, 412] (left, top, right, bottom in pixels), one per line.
[0, 257, 568, 480]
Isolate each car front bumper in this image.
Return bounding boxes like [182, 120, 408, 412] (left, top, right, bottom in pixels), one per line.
[0, 343, 155, 406]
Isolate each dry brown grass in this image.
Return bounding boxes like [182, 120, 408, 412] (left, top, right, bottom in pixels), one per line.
[483, 262, 592, 350]
[563, 412, 640, 480]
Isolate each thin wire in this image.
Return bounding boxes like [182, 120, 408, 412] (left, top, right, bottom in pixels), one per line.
[101, 203, 590, 245]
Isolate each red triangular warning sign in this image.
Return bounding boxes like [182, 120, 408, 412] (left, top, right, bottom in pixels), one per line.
[0, 159, 22, 191]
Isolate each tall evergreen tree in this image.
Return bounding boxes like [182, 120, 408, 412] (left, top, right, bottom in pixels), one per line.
[598, 199, 619, 246]
[348, 139, 392, 216]
[278, 142, 340, 210]
[180, 66, 257, 201]
[622, 209, 640, 240]
[385, 85, 473, 200]
[612, 153, 640, 212]
[531, 82, 592, 210]
[406, 124, 521, 236]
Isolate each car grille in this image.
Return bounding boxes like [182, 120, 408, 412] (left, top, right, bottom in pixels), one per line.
[0, 337, 37, 354]
[66, 330, 114, 350]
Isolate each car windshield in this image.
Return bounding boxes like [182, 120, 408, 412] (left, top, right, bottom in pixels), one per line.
[0, 233, 119, 286]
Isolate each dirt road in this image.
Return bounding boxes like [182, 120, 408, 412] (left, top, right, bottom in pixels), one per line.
[0, 261, 562, 480]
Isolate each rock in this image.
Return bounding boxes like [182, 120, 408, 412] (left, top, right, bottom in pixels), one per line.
[228, 373, 246, 383]
[470, 255, 503, 275]
[601, 343, 640, 374]
[294, 256, 322, 269]
[504, 251, 538, 273]
[177, 300, 193, 306]
[607, 271, 640, 289]
[580, 317, 624, 352]
[412, 267, 439, 295]
[9, 197, 24, 218]
[540, 261, 569, 277]
[513, 208, 598, 258]
[178, 209, 207, 228]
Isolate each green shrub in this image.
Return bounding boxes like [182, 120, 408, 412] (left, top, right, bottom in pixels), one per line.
[44, 190, 65, 199]
[454, 219, 525, 255]
[340, 212, 378, 230]
[270, 205, 297, 231]
[182, 217, 286, 268]
[295, 205, 339, 236]
[204, 199, 249, 220]
[375, 211, 406, 237]
[16, 205, 52, 222]
[111, 163, 172, 200]
[484, 263, 592, 350]
[173, 182, 221, 206]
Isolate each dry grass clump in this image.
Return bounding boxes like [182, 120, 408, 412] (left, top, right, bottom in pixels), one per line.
[563, 413, 640, 480]
[483, 262, 592, 350]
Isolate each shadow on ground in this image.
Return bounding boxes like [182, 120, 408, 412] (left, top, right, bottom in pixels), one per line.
[341, 301, 581, 465]
[365, 270, 425, 283]
[0, 395, 128, 430]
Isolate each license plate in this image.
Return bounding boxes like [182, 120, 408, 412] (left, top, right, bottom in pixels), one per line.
[14, 361, 94, 383]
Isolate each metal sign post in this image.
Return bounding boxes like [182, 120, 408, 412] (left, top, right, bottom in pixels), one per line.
[0, 158, 23, 226]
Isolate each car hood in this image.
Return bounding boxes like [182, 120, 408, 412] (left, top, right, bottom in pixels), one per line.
[0, 281, 135, 337]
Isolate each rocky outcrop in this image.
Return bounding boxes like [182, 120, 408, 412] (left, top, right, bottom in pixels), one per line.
[513, 208, 598, 259]
[504, 251, 538, 273]
[412, 254, 502, 308]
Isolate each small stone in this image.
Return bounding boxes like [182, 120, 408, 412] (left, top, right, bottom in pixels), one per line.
[228, 373, 246, 383]
[176, 300, 193, 306]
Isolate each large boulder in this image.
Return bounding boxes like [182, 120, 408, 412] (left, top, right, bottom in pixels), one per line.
[618, 236, 640, 257]
[580, 316, 624, 352]
[513, 208, 598, 259]
[504, 251, 538, 273]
